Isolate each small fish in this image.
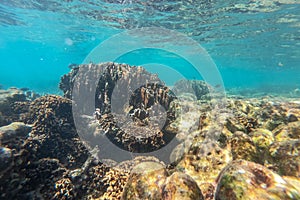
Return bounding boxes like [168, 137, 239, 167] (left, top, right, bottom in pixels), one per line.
[278, 62, 284, 67]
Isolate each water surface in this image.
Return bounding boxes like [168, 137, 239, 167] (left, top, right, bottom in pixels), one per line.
[0, 0, 299, 95]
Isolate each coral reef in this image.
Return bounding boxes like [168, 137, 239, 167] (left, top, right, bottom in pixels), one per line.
[1, 63, 300, 199]
[0, 87, 38, 126]
[0, 93, 130, 199]
[60, 62, 177, 153]
[59, 62, 163, 114]
[0, 122, 31, 143]
[0, 94, 86, 199]
[172, 79, 210, 100]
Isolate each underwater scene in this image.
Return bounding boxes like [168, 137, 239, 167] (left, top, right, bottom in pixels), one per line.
[0, 0, 300, 199]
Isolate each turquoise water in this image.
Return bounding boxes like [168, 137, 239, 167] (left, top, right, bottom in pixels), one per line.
[0, 0, 299, 95]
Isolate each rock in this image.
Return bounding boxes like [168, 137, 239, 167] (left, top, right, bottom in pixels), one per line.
[116, 156, 164, 172]
[249, 128, 274, 149]
[228, 131, 259, 162]
[122, 161, 167, 200]
[286, 108, 300, 122]
[248, 128, 275, 166]
[274, 121, 300, 142]
[225, 100, 259, 133]
[199, 183, 215, 200]
[269, 139, 300, 177]
[0, 122, 32, 143]
[215, 160, 300, 200]
[263, 119, 284, 131]
[282, 176, 300, 194]
[169, 138, 192, 164]
[258, 100, 297, 131]
[226, 99, 296, 132]
[225, 118, 246, 133]
[176, 142, 232, 198]
[162, 172, 204, 200]
[287, 113, 298, 122]
[122, 161, 203, 200]
[0, 147, 12, 172]
[167, 99, 212, 143]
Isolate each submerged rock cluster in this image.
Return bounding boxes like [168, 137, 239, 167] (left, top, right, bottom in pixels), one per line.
[0, 62, 300, 199]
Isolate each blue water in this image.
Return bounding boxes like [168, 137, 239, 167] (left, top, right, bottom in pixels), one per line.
[0, 0, 299, 95]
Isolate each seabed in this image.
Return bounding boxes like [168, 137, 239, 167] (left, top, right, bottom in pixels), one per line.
[0, 63, 300, 200]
